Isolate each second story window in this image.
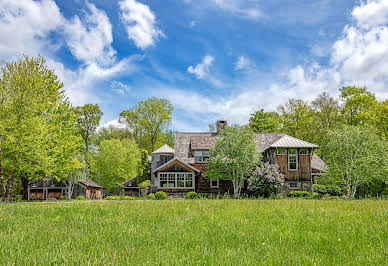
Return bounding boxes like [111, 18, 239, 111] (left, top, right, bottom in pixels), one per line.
[288, 149, 298, 171]
[194, 150, 209, 163]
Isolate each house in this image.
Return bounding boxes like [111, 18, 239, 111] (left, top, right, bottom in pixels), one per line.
[120, 177, 140, 196]
[150, 120, 326, 195]
[28, 178, 105, 200]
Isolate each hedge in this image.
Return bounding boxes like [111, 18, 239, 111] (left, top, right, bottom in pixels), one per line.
[289, 191, 310, 198]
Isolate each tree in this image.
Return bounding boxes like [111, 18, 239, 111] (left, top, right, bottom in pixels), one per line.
[93, 125, 130, 145]
[249, 109, 281, 133]
[321, 126, 387, 199]
[204, 125, 262, 198]
[248, 163, 284, 198]
[63, 155, 85, 199]
[136, 149, 149, 184]
[339, 86, 378, 126]
[374, 100, 388, 138]
[0, 55, 82, 200]
[96, 139, 140, 194]
[119, 97, 173, 152]
[74, 104, 103, 178]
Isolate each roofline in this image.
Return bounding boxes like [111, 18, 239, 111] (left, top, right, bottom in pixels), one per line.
[119, 177, 137, 187]
[152, 158, 200, 173]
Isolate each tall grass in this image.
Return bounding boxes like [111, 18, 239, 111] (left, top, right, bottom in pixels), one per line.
[0, 199, 387, 265]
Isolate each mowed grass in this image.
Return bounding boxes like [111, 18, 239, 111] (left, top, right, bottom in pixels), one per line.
[0, 200, 387, 265]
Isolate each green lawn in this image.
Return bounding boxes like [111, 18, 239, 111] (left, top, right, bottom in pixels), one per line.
[0, 199, 387, 265]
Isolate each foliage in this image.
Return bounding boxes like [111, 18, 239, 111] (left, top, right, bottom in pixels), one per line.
[136, 149, 149, 184]
[185, 192, 198, 199]
[322, 126, 387, 199]
[122, 196, 135, 200]
[0, 200, 387, 265]
[249, 109, 281, 133]
[59, 196, 67, 201]
[75, 196, 85, 200]
[138, 180, 151, 197]
[119, 97, 173, 152]
[205, 125, 262, 198]
[96, 139, 140, 194]
[155, 191, 166, 200]
[289, 191, 310, 198]
[198, 193, 209, 198]
[248, 163, 284, 198]
[147, 193, 155, 200]
[94, 126, 130, 145]
[105, 196, 121, 200]
[313, 184, 342, 196]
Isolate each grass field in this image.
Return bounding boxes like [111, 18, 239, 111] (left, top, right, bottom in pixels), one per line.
[0, 199, 387, 265]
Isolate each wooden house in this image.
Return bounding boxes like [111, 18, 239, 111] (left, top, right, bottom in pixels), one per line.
[150, 120, 326, 196]
[120, 177, 140, 196]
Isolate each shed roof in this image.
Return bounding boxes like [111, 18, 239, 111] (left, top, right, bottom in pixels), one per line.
[151, 144, 174, 154]
[311, 154, 327, 171]
[152, 158, 200, 173]
[120, 177, 137, 187]
[78, 179, 104, 188]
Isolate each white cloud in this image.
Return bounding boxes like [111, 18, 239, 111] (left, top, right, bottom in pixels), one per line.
[101, 119, 127, 129]
[211, 0, 261, 20]
[119, 0, 165, 49]
[110, 81, 131, 95]
[234, 56, 250, 70]
[189, 20, 197, 28]
[352, 0, 388, 29]
[187, 55, 214, 79]
[64, 2, 116, 66]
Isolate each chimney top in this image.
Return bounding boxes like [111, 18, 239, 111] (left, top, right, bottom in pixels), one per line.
[216, 120, 227, 133]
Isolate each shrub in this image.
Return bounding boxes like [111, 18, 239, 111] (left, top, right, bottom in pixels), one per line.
[155, 191, 166, 200]
[122, 196, 135, 200]
[313, 184, 342, 196]
[105, 196, 121, 200]
[198, 193, 208, 198]
[186, 192, 198, 199]
[289, 191, 310, 198]
[270, 194, 283, 199]
[75, 196, 85, 200]
[248, 163, 285, 198]
[147, 193, 155, 200]
[59, 196, 67, 200]
[312, 192, 321, 199]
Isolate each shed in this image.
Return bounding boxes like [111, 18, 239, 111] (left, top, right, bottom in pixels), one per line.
[120, 177, 140, 196]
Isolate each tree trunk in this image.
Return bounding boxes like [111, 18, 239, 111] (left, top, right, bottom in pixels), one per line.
[5, 168, 13, 201]
[21, 175, 29, 200]
[0, 139, 4, 201]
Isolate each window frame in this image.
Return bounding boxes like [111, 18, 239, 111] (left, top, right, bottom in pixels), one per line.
[299, 148, 309, 155]
[277, 148, 287, 155]
[210, 178, 219, 188]
[157, 172, 195, 189]
[289, 182, 299, 189]
[288, 149, 298, 171]
[194, 150, 210, 163]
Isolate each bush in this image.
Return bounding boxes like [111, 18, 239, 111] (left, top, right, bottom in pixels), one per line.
[313, 184, 342, 196]
[198, 193, 208, 198]
[75, 196, 85, 200]
[105, 196, 121, 200]
[147, 193, 155, 200]
[289, 191, 310, 198]
[155, 191, 166, 200]
[186, 192, 198, 199]
[59, 196, 67, 200]
[312, 192, 321, 199]
[122, 196, 135, 200]
[270, 194, 283, 199]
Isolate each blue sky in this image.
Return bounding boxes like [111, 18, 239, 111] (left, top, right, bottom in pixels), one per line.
[1, 0, 387, 131]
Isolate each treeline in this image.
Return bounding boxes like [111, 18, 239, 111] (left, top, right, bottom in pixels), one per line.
[249, 88, 387, 198]
[0, 56, 174, 200]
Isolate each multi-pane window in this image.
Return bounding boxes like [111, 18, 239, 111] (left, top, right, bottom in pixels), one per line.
[194, 150, 210, 163]
[277, 148, 287, 155]
[299, 148, 309, 155]
[289, 182, 299, 188]
[210, 178, 219, 188]
[288, 149, 298, 170]
[158, 173, 194, 188]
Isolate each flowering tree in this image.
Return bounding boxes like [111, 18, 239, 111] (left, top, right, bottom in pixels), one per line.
[248, 163, 284, 198]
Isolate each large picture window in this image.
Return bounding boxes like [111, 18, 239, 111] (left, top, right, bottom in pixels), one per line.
[288, 149, 298, 171]
[158, 172, 194, 188]
[194, 150, 210, 163]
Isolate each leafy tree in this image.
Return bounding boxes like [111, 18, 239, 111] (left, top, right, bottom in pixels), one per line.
[0, 56, 82, 200]
[249, 109, 281, 133]
[374, 100, 388, 138]
[96, 138, 140, 194]
[119, 97, 173, 152]
[136, 149, 149, 184]
[321, 126, 387, 199]
[204, 125, 261, 198]
[63, 155, 85, 199]
[339, 86, 378, 126]
[74, 104, 103, 178]
[248, 163, 284, 198]
[94, 125, 130, 145]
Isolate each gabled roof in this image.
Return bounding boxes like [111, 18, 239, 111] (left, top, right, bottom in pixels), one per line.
[311, 154, 327, 171]
[119, 177, 137, 187]
[269, 135, 319, 149]
[256, 133, 286, 152]
[78, 179, 104, 188]
[151, 144, 174, 154]
[152, 158, 200, 173]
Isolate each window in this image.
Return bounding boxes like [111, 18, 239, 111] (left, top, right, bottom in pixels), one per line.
[277, 148, 287, 155]
[289, 182, 299, 189]
[288, 149, 298, 170]
[210, 178, 219, 188]
[299, 148, 309, 155]
[158, 173, 194, 188]
[194, 150, 210, 163]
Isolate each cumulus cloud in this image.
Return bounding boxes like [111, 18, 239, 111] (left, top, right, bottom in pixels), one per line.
[119, 0, 165, 49]
[187, 55, 214, 79]
[352, 0, 388, 29]
[234, 56, 250, 70]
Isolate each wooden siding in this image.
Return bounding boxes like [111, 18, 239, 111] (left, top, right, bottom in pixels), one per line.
[275, 154, 311, 181]
[158, 160, 193, 173]
[192, 163, 233, 194]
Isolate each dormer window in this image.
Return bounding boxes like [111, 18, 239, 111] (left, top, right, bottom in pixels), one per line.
[194, 150, 209, 163]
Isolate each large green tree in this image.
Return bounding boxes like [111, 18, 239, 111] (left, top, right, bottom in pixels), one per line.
[321, 126, 387, 199]
[96, 138, 140, 194]
[119, 97, 173, 152]
[249, 109, 281, 133]
[0, 56, 82, 200]
[204, 125, 261, 198]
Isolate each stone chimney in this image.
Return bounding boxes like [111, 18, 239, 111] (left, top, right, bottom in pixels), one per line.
[216, 120, 227, 133]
